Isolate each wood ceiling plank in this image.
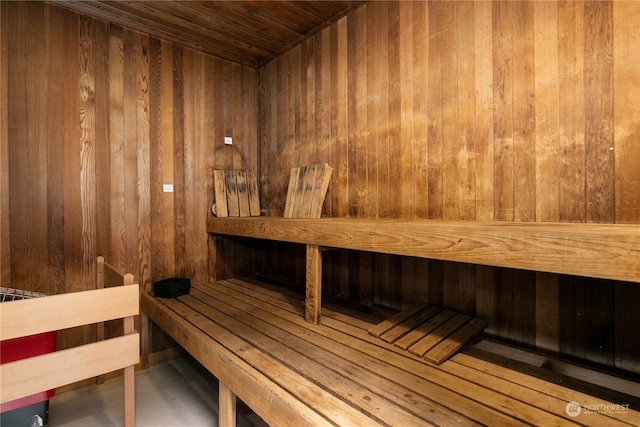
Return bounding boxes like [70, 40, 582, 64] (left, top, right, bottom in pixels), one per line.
[48, 0, 364, 68]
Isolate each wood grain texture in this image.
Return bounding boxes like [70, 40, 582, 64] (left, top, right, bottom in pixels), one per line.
[534, 1, 560, 223]
[585, 1, 614, 223]
[50, 0, 364, 68]
[219, 382, 236, 427]
[1, 334, 139, 405]
[255, 0, 640, 374]
[0, 1, 9, 286]
[473, 0, 494, 222]
[2, 2, 257, 356]
[613, 0, 640, 224]
[6, 1, 28, 289]
[4, 0, 640, 376]
[511, 0, 536, 222]
[208, 217, 640, 283]
[1, 280, 139, 427]
[145, 279, 640, 426]
[305, 244, 322, 324]
[1, 285, 139, 340]
[558, 1, 586, 223]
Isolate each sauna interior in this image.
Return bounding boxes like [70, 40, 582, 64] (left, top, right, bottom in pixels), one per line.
[2, 0, 640, 425]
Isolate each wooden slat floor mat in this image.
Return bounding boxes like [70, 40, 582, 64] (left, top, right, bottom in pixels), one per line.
[368, 304, 485, 364]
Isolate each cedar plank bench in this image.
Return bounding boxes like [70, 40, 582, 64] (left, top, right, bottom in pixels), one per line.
[142, 277, 639, 426]
[142, 217, 640, 426]
[206, 217, 640, 323]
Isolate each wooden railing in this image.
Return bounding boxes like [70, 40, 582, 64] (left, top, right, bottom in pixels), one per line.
[1, 284, 139, 427]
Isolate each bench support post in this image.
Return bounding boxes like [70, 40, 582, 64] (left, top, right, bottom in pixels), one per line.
[306, 244, 322, 324]
[219, 382, 236, 427]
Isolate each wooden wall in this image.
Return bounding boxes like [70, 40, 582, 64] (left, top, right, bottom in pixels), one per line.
[257, 1, 640, 374]
[1, 2, 257, 349]
[2, 0, 639, 375]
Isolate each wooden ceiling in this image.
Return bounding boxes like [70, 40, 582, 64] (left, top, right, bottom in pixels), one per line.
[50, 0, 365, 68]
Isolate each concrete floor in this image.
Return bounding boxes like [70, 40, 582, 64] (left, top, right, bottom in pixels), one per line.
[47, 357, 267, 427]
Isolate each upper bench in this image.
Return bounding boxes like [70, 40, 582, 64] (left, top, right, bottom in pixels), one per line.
[207, 217, 640, 283]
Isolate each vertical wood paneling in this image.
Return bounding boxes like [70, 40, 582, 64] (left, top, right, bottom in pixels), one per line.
[317, 29, 332, 215]
[148, 37, 162, 282]
[399, 1, 414, 220]
[558, 1, 586, 223]
[365, 5, 378, 219]
[0, 1, 9, 286]
[582, 1, 616, 367]
[475, 265, 496, 335]
[108, 25, 126, 272]
[387, 2, 402, 220]
[612, 0, 640, 374]
[474, 0, 494, 222]
[60, 6, 83, 349]
[194, 54, 209, 284]
[301, 37, 314, 164]
[244, 65, 259, 174]
[412, 1, 428, 220]
[492, 1, 515, 222]
[535, 272, 559, 353]
[79, 16, 97, 294]
[257, 0, 640, 374]
[347, 6, 366, 218]
[231, 63, 244, 170]
[328, 17, 350, 298]
[62, 8, 81, 298]
[559, 276, 586, 360]
[123, 29, 139, 280]
[585, 278, 615, 366]
[136, 33, 152, 294]
[440, 1, 459, 221]
[511, 1, 536, 222]
[534, 1, 560, 222]
[3, 0, 640, 373]
[94, 18, 111, 274]
[513, 270, 536, 347]
[8, 1, 30, 289]
[456, 1, 476, 222]
[374, 2, 390, 219]
[613, 0, 640, 224]
[3, 2, 257, 354]
[426, 1, 443, 220]
[615, 282, 640, 373]
[27, 2, 48, 295]
[179, 49, 199, 280]
[182, 48, 198, 281]
[584, 1, 614, 223]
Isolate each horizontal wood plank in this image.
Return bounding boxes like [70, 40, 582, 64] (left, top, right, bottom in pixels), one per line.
[140, 291, 336, 427]
[207, 217, 640, 283]
[144, 278, 640, 426]
[0, 285, 139, 340]
[0, 334, 139, 404]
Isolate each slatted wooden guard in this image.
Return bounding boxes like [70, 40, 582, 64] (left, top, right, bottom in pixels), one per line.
[284, 163, 332, 218]
[369, 304, 485, 364]
[213, 170, 261, 217]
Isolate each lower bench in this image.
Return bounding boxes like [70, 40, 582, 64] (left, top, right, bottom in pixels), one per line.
[141, 278, 639, 426]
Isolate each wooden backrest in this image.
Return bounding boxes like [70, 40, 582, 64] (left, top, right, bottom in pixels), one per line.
[0, 258, 139, 426]
[0, 285, 138, 341]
